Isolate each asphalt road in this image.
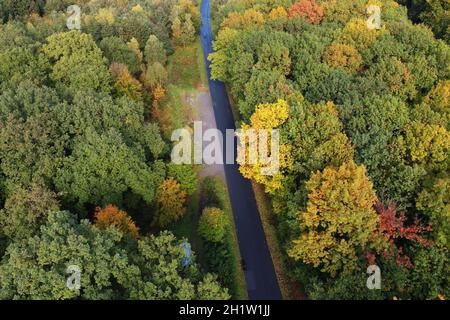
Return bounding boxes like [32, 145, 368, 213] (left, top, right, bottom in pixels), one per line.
[200, 0, 282, 300]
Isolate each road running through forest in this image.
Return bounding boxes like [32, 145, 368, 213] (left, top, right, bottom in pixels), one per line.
[199, 0, 282, 300]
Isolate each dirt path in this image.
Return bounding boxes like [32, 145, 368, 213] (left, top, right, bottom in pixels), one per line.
[183, 90, 226, 180]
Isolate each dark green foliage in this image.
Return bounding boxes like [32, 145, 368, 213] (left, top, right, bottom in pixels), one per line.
[199, 177, 236, 296]
[201, 176, 226, 209]
[202, 237, 236, 294]
[0, 211, 229, 300]
[167, 164, 198, 196]
[1, 0, 45, 21]
[55, 128, 165, 209]
[100, 36, 141, 75]
[0, 83, 165, 214]
[398, 0, 450, 41]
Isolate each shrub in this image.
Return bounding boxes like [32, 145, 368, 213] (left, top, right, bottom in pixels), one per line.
[198, 207, 229, 243]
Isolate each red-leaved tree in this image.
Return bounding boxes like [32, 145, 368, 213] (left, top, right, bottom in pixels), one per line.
[373, 200, 433, 268]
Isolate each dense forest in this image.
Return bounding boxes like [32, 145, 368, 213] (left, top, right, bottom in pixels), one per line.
[0, 0, 234, 299]
[209, 0, 449, 299]
[0, 0, 448, 301]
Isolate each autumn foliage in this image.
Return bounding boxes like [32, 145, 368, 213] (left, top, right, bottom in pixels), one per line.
[94, 204, 139, 239]
[198, 207, 229, 243]
[323, 43, 363, 74]
[289, 161, 380, 276]
[374, 200, 432, 268]
[288, 0, 324, 24]
[268, 7, 288, 20]
[221, 8, 265, 30]
[109, 62, 143, 102]
[238, 99, 293, 194]
[152, 84, 166, 102]
[152, 178, 187, 228]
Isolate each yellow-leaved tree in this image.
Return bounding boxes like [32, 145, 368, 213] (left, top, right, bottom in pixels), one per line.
[288, 160, 383, 276]
[424, 80, 449, 113]
[404, 122, 450, 171]
[221, 8, 265, 30]
[268, 7, 288, 20]
[238, 99, 293, 194]
[152, 178, 187, 228]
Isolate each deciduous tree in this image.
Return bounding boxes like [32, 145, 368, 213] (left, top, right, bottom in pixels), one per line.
[0, 182, 59, 240]
[144, 35, 167, 66]
[152, 178, 187, 228]
[0, 211, 229, 300]
[167, 163, 198, 196]
[238, 100, 293, 194]
[288, 0, 324, 24]
[100, 36, 141, 75]
[416, 177, 450, 248]
[94, 204, 139, 239]
[289, 161, 382, 276]
[42, 31, 111, 96]
[198, 207, 229, 243]
[323, 43, 363, 74]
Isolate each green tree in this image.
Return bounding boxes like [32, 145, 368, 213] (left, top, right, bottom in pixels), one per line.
[53, 90, 164, 160]
[0, 46, 49, 90]
[0, 83, 66, 192]
[144, 62, 168, 88]
[1, 0, 44, 20]
[399, 0, 450, 41]
[416, 177, 450, 248]
[198, 208, 229, 243]
[0, 211, 229, 300]
[55, 128, 164, 209]
[284, 98, 354, 179]
[409, 245, 449, 299]
[42, 31, 111, 96]
[202, 176, 226, 209]
[181, 14, 196, 45]
[0, 182, 59, 240]
[341, 95, 424, 209]
[167, 163, 198, 196]
[100, 36, 141, 75]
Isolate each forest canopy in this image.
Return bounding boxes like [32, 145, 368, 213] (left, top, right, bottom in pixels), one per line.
[210, 0, 449, 300]
[0, 0, 228, 300]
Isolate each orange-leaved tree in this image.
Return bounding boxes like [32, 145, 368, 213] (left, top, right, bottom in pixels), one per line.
[323, 43, 363, 74]
[94, 204, 139, 239]
[288, 0, 324, 24]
